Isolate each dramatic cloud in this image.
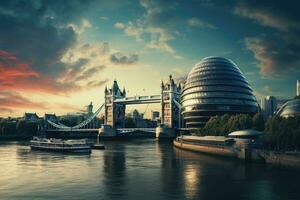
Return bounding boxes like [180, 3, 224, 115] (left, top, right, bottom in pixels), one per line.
[234, 1, 300, 31]
[235, 1, 300, 77]
[0, 49, 106, 94]
[245, 36, 300, 76]
[62, 41, 140, 71]
[114, 0, 216, 56]
[0, 0, 111, 95]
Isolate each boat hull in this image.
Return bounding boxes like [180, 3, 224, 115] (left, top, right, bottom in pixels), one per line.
[30, 145, 91, 154]
[173, 139, 236, 158]
[92, 144, 105, 150]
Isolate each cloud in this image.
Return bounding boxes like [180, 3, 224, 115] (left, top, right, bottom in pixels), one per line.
[0, 107, 13, 115]
[87, 79, 110, 87]
[234, 1, 300, 77]
[115, 0, 216, 54]
[114, 22, 125, 29]
[0, 1, 110, 95]
[234, 2, 300, 31]
[245, 36, 300, 76]
[0, 90, 84, 116]
[187, 17, 216, 29]
[0, 91, 48, 110]
[110, 53, 139, 65]
[114, 0, 178, 54]
[0, 49, 106, 94]
[62, 41, 140, 70]
[68, 18, 92, 34]
[115, 20, 175, 53]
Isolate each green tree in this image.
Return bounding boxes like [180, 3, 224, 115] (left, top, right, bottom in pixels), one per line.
[16, 120, 26, 134]
[125, 117, 136, 128]
[252, 113, 265, 131]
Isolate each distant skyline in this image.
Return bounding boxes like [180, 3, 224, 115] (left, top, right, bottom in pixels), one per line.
[0, 0, 299, 117]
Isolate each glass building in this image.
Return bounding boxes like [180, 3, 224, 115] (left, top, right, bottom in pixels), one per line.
[276, 99, 300, 118]
[181, 56, 259, 128]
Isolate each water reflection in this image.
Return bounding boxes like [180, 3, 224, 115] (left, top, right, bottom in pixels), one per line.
[0, 139, 299, 200]
[156, 141, 185, 199]
[103, 141, 127, 198]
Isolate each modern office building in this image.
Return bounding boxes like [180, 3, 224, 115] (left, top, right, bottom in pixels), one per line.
[151, 111, 159, 121]
[87, 102, 93, 115]
[261, 96, 277, 118]
[181, 56, 259, 128]
[276, 99, 300, 118]
[127, 109, 146, 127]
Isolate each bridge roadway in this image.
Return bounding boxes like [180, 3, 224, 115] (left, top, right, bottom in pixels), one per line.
[46, 128, 157, 133]
[113, 95, 161, 105]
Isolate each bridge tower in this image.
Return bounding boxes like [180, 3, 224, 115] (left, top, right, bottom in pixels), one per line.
[156, 75, 182, 139]
[160, 75, 181, 128]
[104, 80, 126, 128]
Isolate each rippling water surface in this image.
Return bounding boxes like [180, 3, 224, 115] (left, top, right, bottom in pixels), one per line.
[0, 139, 299, 200]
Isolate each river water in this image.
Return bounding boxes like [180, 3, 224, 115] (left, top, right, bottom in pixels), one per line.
[0, 139, 299, 200]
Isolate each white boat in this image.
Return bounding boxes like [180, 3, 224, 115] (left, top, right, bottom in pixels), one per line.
[30, 137, 91, 154]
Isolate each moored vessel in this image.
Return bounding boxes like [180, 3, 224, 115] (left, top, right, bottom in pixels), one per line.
[174, 135, 236, 157]
[30, 137, 92, 154]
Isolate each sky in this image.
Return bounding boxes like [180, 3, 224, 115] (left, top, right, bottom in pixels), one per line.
[0, 0, 300, 118]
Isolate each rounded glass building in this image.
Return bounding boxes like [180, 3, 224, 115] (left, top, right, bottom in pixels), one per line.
[276, 99, 300, 118]
[181, 56, 259, 128]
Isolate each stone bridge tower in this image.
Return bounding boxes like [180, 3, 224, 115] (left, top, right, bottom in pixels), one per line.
[104, 80, 126, 128]
[160, 75, 181, 128]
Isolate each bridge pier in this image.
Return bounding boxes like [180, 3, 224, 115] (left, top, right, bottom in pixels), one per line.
[155, 125, 176, 140]
[98, 124, 117, 137]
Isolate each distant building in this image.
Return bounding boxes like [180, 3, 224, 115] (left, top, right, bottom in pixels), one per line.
[151, 111, 159, 121]
[261, 96, 277, 118]
[297, 80, 300, 97]
[87, 102, 93, 115]
[130, 109, 146, 127]
[24, 113, 39, 122]
[277, 99, 289, 109]
[44, 114, 57, 122]
[59, 113, 85, 124]
[276, 99, 300, 118]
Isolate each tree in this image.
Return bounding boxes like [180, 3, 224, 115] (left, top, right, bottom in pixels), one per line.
[16, 120, 26, 134]
[252, 113, 265, 131]
[125, 117, 136, 128]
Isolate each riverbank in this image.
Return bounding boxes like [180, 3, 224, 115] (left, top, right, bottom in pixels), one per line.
[0, 131, 156, 141]
[258, 150, 300, 170]
[174, 138, 300, 170]
[0, 135, 32, 141]
[173, 138, 235, 158]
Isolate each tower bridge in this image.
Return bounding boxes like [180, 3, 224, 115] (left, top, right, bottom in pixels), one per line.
[45, 75, 182, 139]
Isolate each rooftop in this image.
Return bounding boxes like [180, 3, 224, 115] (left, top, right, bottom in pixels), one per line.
[228, 129, 263, 137]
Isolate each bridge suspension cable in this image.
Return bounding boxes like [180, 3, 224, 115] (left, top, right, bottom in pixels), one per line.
[47, 103, 104, 129]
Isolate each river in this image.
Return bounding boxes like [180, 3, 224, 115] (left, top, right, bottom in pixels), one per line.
[0, 139, 299, 200]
